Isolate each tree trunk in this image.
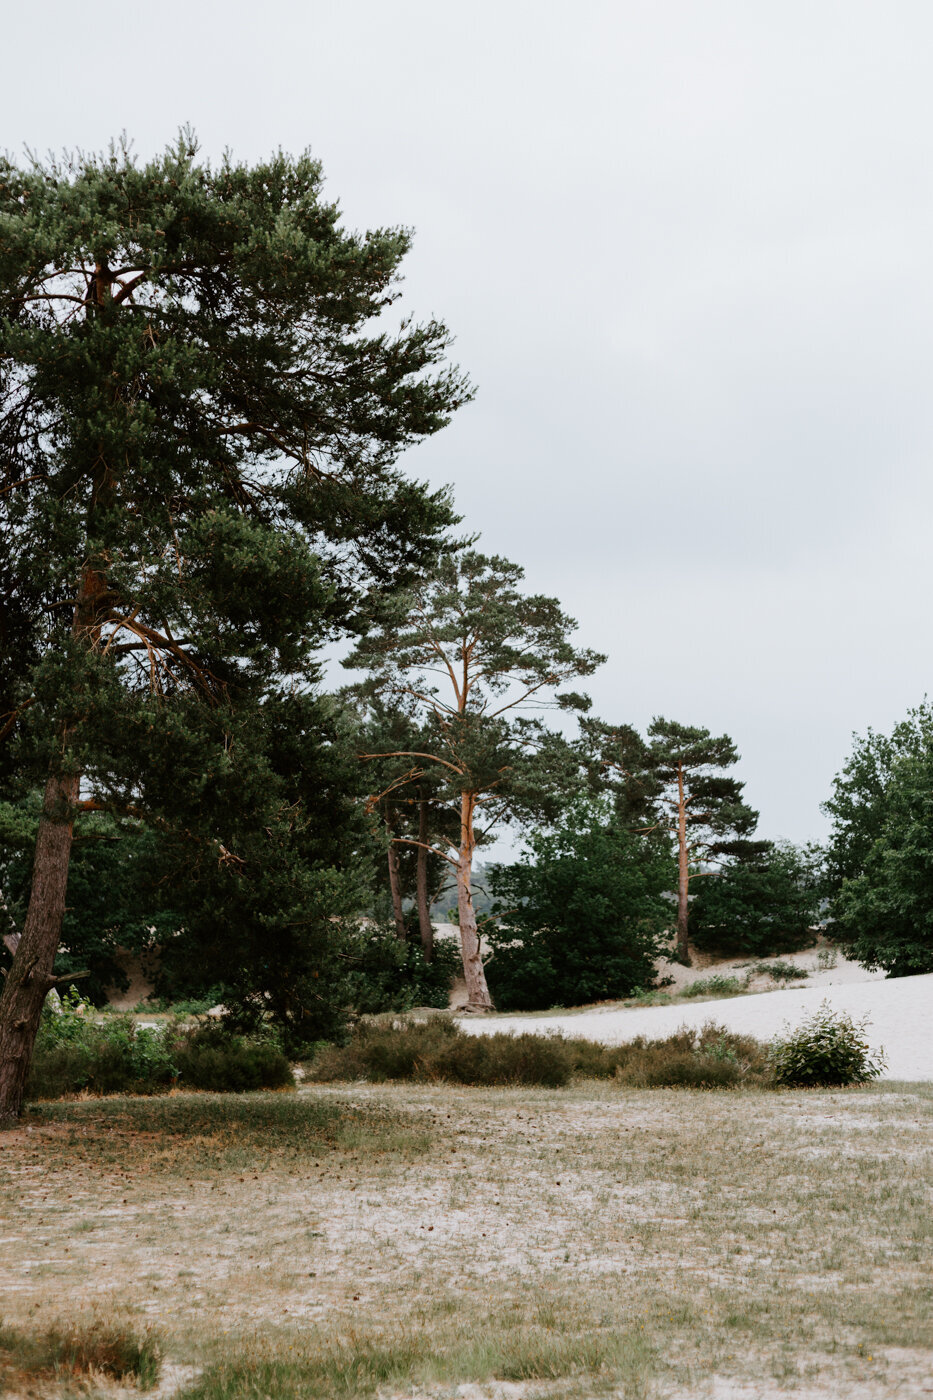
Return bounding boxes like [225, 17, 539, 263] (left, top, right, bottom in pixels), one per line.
[456, 791, 494, 1012]
[676, 763, 691, 965]
[0, 546, 107, 1123]
[416, 791, 434, 962]
[0, 769, 79, 1125]
[386, 817, 407, 941]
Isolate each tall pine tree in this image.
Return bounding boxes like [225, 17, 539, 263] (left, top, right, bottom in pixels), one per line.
[0, 134, 470, 1120]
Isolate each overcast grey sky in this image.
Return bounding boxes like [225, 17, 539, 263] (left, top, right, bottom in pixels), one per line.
[5, 1, 933, 843]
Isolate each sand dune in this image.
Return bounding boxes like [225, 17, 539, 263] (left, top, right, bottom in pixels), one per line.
[462, 972, 933, 1080]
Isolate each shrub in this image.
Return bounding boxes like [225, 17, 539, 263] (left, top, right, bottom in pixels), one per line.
[486, 802, 675, 1011]
[606, 1024, 771, 1088]
[752, 960, 805, 983]
[171, 1023, 293, 1092]
[311, 1017, 573, 1087]
[0, 1319, 161, 1389]
[309, 1017, 770, 1089]
[343, 929, 460, 1015]
[680, 975, 744, 999]
[26, 997, 292, 1101]
[768, 1002, 886, 1087]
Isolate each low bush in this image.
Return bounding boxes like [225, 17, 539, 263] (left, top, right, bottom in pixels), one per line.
[680, 975, 744, 999]
[752, 960, 805, 983]
[768, 1002, 886, 1086]
[311, 1017, 574, 1087]
[607, 1024, 770, 1087]
[309, 1017, 771, 1089]
[0, 1319, 161, 1389]
[26, 994, 293, 1101]
[172, 1023, 294, 1092]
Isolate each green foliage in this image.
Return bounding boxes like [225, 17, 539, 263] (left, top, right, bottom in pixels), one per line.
[342, 927, 459, 1015]
[310, 1016, 771, 1089]
[0, 133, 470, 1077]
[752, 960, 806, 983]
[26, 996, 293, 1100]
[0, 1319, 161, 1389]
[690, 842, 821, 957]
[768, 1002, 886, 1086]
[486, 802, 675, 1011]
[680, 974, 744, 998]
[824, 710, 933, 976]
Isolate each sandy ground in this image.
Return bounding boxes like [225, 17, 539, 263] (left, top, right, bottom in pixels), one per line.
[461, 962, 933, 1081]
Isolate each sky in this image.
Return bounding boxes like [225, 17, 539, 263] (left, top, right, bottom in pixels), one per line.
[5, 0, 933, 845]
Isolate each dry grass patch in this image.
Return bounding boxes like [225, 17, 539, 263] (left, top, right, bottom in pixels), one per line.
[0, 1082, 931, 1398]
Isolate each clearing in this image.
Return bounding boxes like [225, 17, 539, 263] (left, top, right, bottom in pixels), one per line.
[1, 1079, 931, 1398]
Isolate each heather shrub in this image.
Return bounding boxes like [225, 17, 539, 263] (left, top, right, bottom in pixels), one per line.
[311, 1017, 573, 1087]
[171, 1023, 293, 1092]
[310, 1017, 769, 1089]
[0, 1319, 161, 1389]
[768, 1002, 885, 1086]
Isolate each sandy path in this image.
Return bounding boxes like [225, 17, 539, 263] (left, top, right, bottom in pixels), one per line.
[461, 972, 933, 1080]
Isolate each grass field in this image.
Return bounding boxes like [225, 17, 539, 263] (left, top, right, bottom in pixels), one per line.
[1, 1081, 931, 1398]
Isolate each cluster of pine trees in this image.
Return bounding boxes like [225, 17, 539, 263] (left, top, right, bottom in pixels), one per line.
[0, 137, 927, 1122]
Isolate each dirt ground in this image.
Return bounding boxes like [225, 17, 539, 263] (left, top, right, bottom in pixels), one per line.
[1, 1079, 931, 1399]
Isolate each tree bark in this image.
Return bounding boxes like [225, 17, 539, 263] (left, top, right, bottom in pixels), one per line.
[0, 769, 79, 1125]
[416, 791, 434, 962]
[0, 544, 107, 1122]
[676, 763, 691, 965]
[456, 791, 494, 1011]
[385, 815, 407, 941]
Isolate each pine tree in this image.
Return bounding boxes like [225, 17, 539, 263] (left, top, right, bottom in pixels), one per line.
[346, 549, 604, 1010]
[0, 133, 470, 1120]
[592, 718, 763, 964]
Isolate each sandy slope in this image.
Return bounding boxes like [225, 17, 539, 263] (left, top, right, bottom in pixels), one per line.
[461, 972, 933, 1080]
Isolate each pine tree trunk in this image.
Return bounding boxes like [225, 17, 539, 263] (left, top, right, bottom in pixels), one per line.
[676, 763, 691, 965]
[0, 550, 106, 1124]
[0, 769, 79, 1125]
[456, 792, 494, 1012]
[386, 818, 407, 941]
[416, 793, 434, 962]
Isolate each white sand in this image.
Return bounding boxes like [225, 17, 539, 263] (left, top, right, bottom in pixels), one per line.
[461, 971, 933, 1080]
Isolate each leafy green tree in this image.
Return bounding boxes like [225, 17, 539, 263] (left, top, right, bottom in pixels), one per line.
[0, 133, 469, 1120]
[825, 705, 933, 976]
[590, 717, 763, 963]
[346, 549, 604, 1010]
[486, 800, 674, 1010]
[689, 841, 821, 957]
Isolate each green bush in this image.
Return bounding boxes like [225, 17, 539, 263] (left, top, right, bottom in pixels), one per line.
[768, 1003, 886, 1087]
[680, 975, 744, 999]
[343, 929, 460, 1015]
[26, 995, 292, 1100]
[309, 1017, 770, 1089]
[172, 1023, 294, 1092]
[752, 960, 805, 983]
[486, 802, 675, 1011]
